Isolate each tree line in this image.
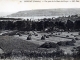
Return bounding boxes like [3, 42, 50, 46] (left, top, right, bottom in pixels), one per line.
[0, 18, 80, 31]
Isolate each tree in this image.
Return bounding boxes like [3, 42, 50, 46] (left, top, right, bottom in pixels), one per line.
[66, 20, 74, 31]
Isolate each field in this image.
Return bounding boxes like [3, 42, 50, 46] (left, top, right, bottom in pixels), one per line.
[14, 31, 80, 54]
[0, 30, 80, 60]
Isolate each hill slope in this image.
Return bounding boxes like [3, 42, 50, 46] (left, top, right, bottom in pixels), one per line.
[7, 8, 80, 17]
[0, 36, 39, 53]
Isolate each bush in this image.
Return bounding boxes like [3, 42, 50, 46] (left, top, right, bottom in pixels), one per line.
[58, 33, 60, 35]
[41, 36, 45, 40]
[8, 30, 18, 36]
[74, 35, 76, 37]
[28, 33, 32, 36]
[78, 32, 80, 35]
[74, 46, 80, 57]
[56, 34, 57, 35]
[66, 41, 75, 46]
[18, 34, 22, 36]
[71, 34, 73, 35]
[35, 34, 38, 36]
[57, 41, 66, 46]
[57, 41, 75, 46]
[27, 36, 31, 40]
[19, 31, 25, 34]
[46, 35, 49, 38]
[66, 35, 69, 37]
[40, 42, 59, 48]
[16, 32, 22, 36]
[75, 37, 79, 40]
[51, 32, 53, 34]
[44, 35, 46, 37]
[71, 39, 76, 43]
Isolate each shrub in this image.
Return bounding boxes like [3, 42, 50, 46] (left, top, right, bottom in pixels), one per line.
[58, 33, 60, 35]
[27, 36, 31, 40]
[16, 32, 22, 36]
[74, 35, 76, 37]
[44, 35, 46, 37]
[51, 32, 53, 34]
[71, 39, 76, 43]
[35, 34, 38, 36]
[71, 34, 73, 35]
[8, 30, 18, 36]
[78, 32, 80, 35]
[57, 41, 66, 46]
[66, 41, 75, 46]
[40, 42, 59, 48]
[2, 33, 7, 36]
[28, 34, 32, 36]
[41, 36, 45, 40]
[57, 41, 75, 46]
[18, 34, 22, 36]
[56, 34, 57, 35]
[19, 31, 25, 34]
[74, 46, 80, 57]
[66, 35, 69, 37]
[46, 35, 49, 38]
[75, 37, 79, 40]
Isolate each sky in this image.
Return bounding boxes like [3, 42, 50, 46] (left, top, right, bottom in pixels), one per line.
[0, 0, 80, 16]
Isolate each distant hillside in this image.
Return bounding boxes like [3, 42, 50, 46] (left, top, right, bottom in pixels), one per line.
[0, 12, 12, 17]
[7, 8, 80, 17]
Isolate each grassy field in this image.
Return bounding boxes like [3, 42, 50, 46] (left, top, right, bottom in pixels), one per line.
[0, 36, 39, 53]
[0, 57, 79, 60]
[0, 31, 80, 59]
[0, 56, 79, 60]
[0, 34, 60, 58]
[13, 31, 80, 54]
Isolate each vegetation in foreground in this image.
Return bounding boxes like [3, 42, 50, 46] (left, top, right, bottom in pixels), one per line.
[0, 31, 80, 59]
[0, 36, 63, 58]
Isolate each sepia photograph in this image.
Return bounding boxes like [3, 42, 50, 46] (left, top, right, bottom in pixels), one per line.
[0, 0, 80, 60]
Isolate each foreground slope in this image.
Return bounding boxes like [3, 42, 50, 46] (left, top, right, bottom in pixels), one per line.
[0, 36, 39, 53]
